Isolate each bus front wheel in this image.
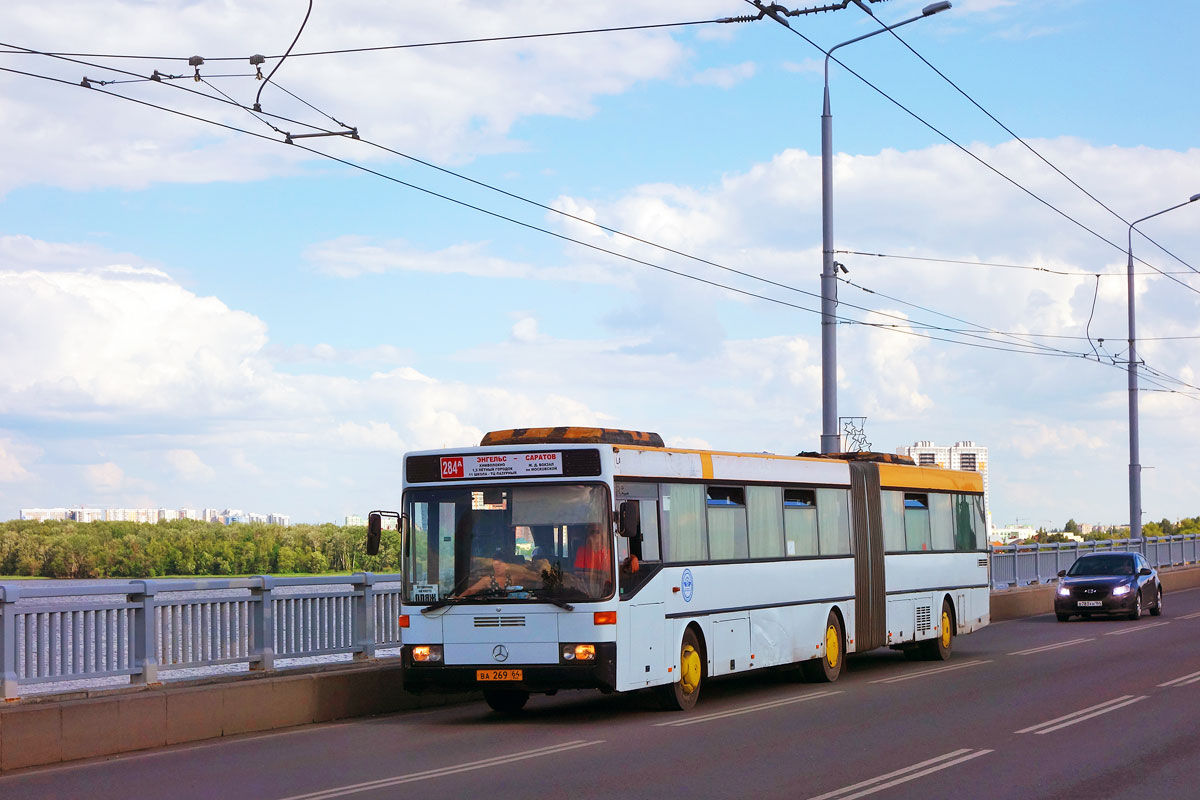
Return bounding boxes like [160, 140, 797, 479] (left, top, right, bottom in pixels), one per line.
[483, 689, 530, 713]
[802, 611, 844, 683]
[658, 628, 703, 711]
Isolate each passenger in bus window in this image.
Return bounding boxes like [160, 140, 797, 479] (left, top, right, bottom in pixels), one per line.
[458, 549, 528, 596]
[574, 524, 612, 595]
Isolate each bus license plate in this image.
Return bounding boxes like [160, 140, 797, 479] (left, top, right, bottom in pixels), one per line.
[477, 669, 523, 681]
[1078, 600, 1103, 607]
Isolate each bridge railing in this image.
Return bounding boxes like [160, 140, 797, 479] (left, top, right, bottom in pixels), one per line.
[0, 573, 403, 699]
[990, 535, 1200, 589]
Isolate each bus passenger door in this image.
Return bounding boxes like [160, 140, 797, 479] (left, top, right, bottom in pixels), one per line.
[616, 483, 666, 687]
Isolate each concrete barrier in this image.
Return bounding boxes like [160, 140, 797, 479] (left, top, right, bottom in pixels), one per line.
[0, 662, 477, 772]
[6, 563, 1200, 773]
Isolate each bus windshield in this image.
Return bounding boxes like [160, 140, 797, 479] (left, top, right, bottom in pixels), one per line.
[403, 483, 613, 604]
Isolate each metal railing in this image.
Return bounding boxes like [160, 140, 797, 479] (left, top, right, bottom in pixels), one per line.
[990, 535, 1200, 590]
[0, 573, 403, 699]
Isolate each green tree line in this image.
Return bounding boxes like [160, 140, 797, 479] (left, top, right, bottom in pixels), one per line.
[1026, 516, 1200, 544]
[0, 519, 402, 579]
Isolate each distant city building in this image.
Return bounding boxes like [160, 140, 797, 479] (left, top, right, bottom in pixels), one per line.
[992, 524, 1035, 544]
[20, 506, 291, 526]
[345, 515, 365, 527]
[896, 440, 992, 538]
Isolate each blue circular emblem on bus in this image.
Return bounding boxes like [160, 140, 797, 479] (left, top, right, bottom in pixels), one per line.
[681, 569, 694, 603]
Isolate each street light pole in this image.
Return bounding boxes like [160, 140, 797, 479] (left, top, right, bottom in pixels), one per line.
[819, 1, 951, 453]
[1125, 192, 1200, 539]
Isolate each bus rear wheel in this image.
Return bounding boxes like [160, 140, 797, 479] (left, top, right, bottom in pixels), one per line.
[802, 612, 844, 682]
[919, 601, 954, 661]
[483, 689, 530, 713]
[658, 628, 703, 711]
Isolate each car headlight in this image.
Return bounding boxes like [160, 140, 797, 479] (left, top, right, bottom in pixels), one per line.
[1057, 585, 1070, 597]
[1112, 584, 1131, 597]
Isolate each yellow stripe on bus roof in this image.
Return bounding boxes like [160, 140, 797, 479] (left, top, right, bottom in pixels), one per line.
[614, 444, 840, 465]
[877, 463, 983, 493]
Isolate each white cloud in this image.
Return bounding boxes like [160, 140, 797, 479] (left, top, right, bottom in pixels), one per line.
[691, 62, 756, 89]
[166, 449, 216, 482]
[0, 439, 33, 482]
[0, 0, 734, 194]
[85, 462, 125, 493]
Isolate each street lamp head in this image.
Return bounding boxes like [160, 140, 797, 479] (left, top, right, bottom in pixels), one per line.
[922, 1, 952, 15]
[1189, 193, 1200, 203]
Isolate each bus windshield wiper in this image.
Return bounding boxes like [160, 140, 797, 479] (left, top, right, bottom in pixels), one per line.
[420, 597, 460, 613]
[526, 589, 575, 611]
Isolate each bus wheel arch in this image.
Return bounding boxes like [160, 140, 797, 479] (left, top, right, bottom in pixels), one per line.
[801, 608, 845, 683]
[920, 597, 955, 661]
[658, 623, 706, 711]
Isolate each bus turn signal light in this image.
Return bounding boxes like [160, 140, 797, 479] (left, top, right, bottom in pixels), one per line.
[397, 615, 410, 628]
[593, 611, 616, 626]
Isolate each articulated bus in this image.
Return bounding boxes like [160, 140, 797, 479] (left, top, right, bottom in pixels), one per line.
[366, 427, 990, 712]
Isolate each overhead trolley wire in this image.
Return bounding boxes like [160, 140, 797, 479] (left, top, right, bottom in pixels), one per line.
[0, 18, 740, 62]
[866, 11, 1199, 277]
[835, 250, 1200, 279]
[744, 0, 1200, 299]
[6, 45, 1197, 395]
[0, 59, 1116, 368]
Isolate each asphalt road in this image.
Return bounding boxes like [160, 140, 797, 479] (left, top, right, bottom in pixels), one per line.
[5, 589, 1199, 800]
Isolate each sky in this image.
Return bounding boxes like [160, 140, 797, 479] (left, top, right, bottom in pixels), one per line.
[0, 0, 1197, 528]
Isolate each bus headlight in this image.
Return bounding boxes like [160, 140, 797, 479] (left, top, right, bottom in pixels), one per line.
[412, 644, 443, 663]
[562, 644, 596, 662]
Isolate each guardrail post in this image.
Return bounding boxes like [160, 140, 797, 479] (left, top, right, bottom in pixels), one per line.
[352, 572, 376, 661]
[129, 580, 160, 686]
[251, 576, 276, 671]
[1, 585, 20, 699]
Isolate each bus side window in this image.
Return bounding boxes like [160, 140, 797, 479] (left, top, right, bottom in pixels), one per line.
[904, 494, 932, 551]
[972, 495, 987, 550]
[637, 499, 661, 562]
[661, 483, 707, 562]
[783, 489, 818, 557]
[881, 491, 906, 552]
[747, 486, 784, 558]
[953, 494, 975, 551]
[816, 488, 852, 555]
[707, 486, 748, 561]
[929, 494, 954, 551]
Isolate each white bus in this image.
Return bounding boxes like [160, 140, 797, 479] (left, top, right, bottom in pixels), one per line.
[367, 427, 989, 712]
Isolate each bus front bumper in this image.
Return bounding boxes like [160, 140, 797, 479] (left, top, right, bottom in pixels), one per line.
[400, 642, 616, 694]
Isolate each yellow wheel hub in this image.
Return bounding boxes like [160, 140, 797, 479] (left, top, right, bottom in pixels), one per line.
[941, 610, 952, 649]
[680, 644, 701, 694]
[825, 624, 840, 668]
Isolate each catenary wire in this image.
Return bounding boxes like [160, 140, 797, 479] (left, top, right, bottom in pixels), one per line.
[11, 38, 1191, 366]
[745, 0, 1200, 299]
[863, 7, 1199, 276]
[0, 61, 1121, 368]
[0, 19, 736, 62]
[255, 0, 312, 111]
[835, 250, 1198, 279]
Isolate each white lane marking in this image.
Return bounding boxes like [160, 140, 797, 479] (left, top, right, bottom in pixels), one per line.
[1177, 611, 1200, 620]
[1104, 621, 1171, 636]
[1159, 669, 1200, 687]
[274, 739, 605, 800]
[869, 659, 992, 684]
[1016, 695, 1147, 735]
[1008, 637, 1093, 656]
[806, 748, 993, 800]
[654, 690, 842, 727]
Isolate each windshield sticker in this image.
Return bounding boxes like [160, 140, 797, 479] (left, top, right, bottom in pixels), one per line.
[440, 453, 563, 480]
[681, 569, 694, 603]
[411, 583, 439, 604]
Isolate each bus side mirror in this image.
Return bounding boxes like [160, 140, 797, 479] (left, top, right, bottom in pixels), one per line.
[618, 501, 640, 539]
[367, 510, 400, 556]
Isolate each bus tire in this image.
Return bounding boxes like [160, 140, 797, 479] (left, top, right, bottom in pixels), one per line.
[801, 611, 844, 682]
[920, 600, 954, 661]
[658, 628, 703, 711]
[483, 689, 530, 713]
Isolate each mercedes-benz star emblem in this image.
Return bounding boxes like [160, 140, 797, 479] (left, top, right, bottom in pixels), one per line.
[492, 645, 509, 663]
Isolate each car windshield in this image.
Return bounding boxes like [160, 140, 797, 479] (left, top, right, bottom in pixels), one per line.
[1067, 555, 1136, 576]
[403, 483, 613, 604]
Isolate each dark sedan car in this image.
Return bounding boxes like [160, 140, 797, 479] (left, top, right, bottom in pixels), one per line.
[1055, 552, 1163, 622]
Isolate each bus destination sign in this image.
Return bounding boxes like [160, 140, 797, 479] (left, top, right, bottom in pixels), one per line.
[440, 452, 563, 480]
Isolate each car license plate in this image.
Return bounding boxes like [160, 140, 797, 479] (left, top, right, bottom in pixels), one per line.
[477, 669, 523, 681]
[1078, 600, 1103, 608]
